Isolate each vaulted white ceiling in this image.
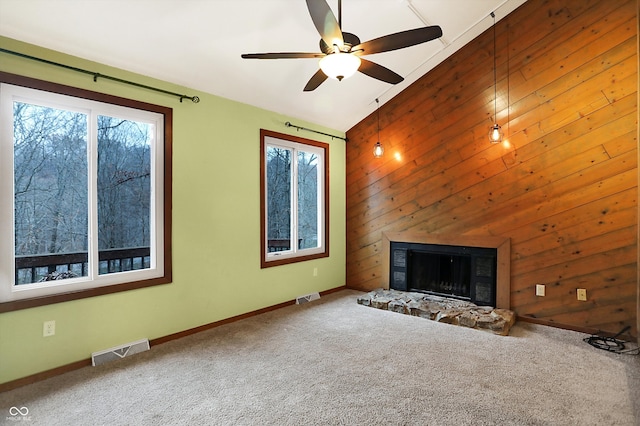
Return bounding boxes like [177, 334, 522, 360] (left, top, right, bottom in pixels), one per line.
[0, 0, 526, 131]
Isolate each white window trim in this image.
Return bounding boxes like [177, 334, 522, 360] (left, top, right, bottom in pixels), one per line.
[0, 83, 165, 303]
[261, 130, 329, 268]
[264, 136, 325, 262]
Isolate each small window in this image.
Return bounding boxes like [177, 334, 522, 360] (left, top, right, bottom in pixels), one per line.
[260, 129, 329, 267]
[0, 73, 172, 310]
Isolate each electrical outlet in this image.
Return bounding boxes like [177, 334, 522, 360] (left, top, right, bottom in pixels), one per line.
[577, 288, 587, 301]
[535, 284, 545, 297]
[43, 320, 55, 337]
[313, 267, 318, 277]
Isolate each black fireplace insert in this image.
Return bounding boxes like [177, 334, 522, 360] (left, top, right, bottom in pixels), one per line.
[389, 241, 497, 306]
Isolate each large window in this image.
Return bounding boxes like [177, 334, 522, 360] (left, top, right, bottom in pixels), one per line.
[0, 73, 172, 311]
[260, 129, 329, 267]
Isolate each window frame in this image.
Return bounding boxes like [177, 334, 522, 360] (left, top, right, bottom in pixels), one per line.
[0, 71, 172, 313]
[260, 129, 329, 268]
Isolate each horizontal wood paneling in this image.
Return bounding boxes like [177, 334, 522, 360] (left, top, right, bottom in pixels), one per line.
[345, 0, 638, 338]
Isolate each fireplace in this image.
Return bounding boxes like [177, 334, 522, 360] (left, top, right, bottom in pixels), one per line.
[389, 242, 497, 306]
[381, 232, 511, 309]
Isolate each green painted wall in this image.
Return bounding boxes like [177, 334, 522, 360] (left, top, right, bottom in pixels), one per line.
[0, 36, 346, 384]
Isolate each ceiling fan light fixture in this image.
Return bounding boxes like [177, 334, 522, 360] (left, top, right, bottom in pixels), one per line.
[319, 52, 361, 81]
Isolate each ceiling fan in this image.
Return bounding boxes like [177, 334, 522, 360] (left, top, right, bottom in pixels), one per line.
[241, 0, 443, 91]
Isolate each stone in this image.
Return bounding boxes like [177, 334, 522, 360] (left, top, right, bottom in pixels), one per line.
[435, 309, 462, 324]
[356, 294, 372, 306]
[408, 300, 437, 319]
[358, 289, 516, 336]
[492, 308, 516, 326]
[458, 312, 478, 328]
[388, 299, 409, 314]
[477, 317, 508, 336]
[371, 294, 394, 310]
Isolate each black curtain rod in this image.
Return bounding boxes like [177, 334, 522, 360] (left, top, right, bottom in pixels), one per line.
[285, 121, 347, 142]
[0, 48, 200, 103]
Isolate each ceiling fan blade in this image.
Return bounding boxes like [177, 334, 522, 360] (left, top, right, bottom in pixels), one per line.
[353, 26, 443, 55]
[303, 68, 329, 91]
[241, 52, 324, 59]
[358, 59, 404, 84]
[306, 0, 344, 49]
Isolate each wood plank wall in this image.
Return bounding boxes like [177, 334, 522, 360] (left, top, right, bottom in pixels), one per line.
[345, 0, 638, 338]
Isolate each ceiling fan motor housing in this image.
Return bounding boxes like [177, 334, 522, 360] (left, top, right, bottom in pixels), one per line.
[321, 32, 362, 54]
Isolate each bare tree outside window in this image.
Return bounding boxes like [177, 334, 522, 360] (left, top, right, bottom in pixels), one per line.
[12, 105, 153, 283]
[13, 102, 88, 283]
[97, 115, 152, 274]
[297, 150, 318, 250]
[266, 146, 291, 249]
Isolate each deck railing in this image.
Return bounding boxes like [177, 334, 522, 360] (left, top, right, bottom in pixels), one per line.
[15, 247, 150, 284]
[16, 241, 306, 283]
[267, 239, 303, 252]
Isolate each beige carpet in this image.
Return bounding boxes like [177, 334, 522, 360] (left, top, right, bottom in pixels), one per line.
[1, 289, 639, 425]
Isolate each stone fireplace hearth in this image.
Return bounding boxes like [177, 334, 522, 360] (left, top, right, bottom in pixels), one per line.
[358, 289, 516, 335]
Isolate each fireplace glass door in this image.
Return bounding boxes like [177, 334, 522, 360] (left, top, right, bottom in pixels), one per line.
[390, 242, 497, 306]
[410, 251, 471, 299]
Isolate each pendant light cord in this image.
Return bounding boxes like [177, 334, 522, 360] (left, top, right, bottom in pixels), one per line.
[491, 12, 497, 124]
[372, 97, 384, 157]
[376, 98, 380, 136]
[507, 20, 510, 137]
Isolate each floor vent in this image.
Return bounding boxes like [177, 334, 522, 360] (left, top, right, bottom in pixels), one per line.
[296, 292, 320, 304]
[91, 338, 150, 366]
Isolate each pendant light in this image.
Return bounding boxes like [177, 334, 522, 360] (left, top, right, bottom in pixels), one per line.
[373, 98, 384, 157]
[488, 12, 503, 143]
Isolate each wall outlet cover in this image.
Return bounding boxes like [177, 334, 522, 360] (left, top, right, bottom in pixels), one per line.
[577, 288, 587, 301]
[43, 320, 56, 337]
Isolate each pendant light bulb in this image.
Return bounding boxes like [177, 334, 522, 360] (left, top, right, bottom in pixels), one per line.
[489, 123, 503, 143]
[373, 141, 384, 157]
[373, 98, 384, 158]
